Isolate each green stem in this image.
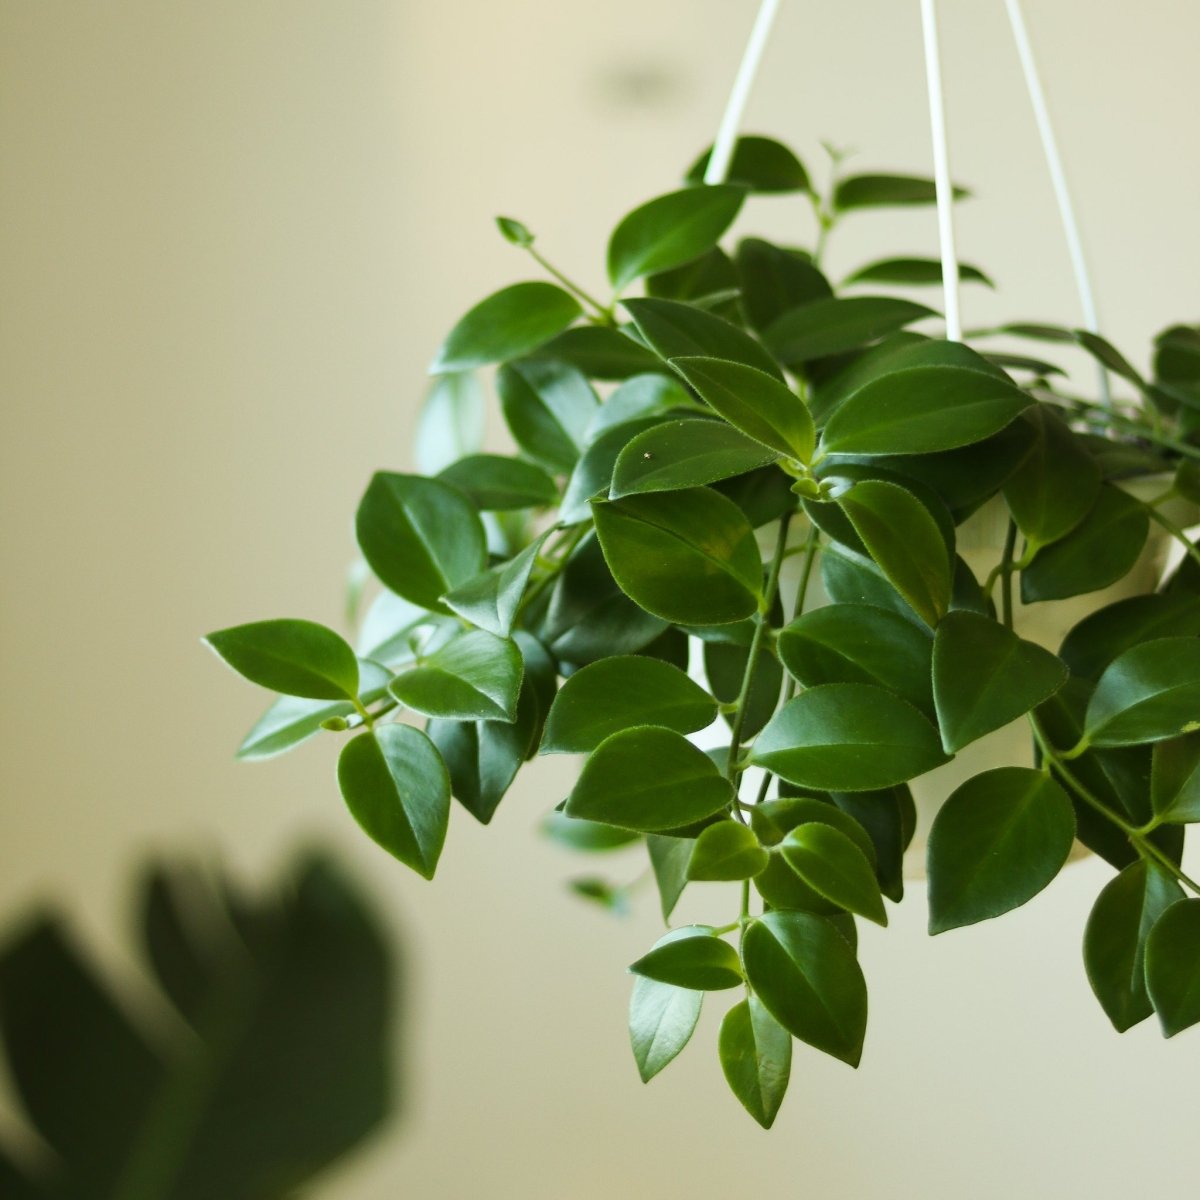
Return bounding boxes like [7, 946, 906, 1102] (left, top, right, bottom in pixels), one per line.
[1044, 392, 1200, 460]
[352, 698, 375, 730]
[527, 247, 614, 324]
[1146, 505, 1200, 570]
[1000, 518, 1018, 629]
[1029, 716, 1200, 896]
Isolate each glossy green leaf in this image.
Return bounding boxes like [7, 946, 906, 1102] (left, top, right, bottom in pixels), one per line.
[496, 359, 599, 473]
[932, 612, 1067, 752]
[1059, 593, 1200, 681]
[441, 534, 545, 637]
[781, 823, 887, 926]
[629, 975, 703, 1083]
[831, 787, 915, 904]
[1084, 861, 1183, 1031]
[686, 136, 810, 193]
[982, 352, 1066, 378]
[592, 488, 763, 625]
[356, 472, 487, 612]
[1075, 330, 1146, 389]
[389, 629, 522, 722]
[750, 684, 948, 791]
[819, 543, 921, 624]
[204, 619, 359, 702]
[414, 371, 485, 474]
[542, 811, 641, 852]
[822, 365, 1032, 456]
[1145, 899, 1200, 1036]
[529, 324, 664, 380]
[337, 725, 450, 877]
[833, 173, 969, 210]
[630, 927, 743, 991]
[437, 454, 558, 511]
[687, 822, 769, 881]
[735, 238, 832, 332]
[560, 418, 665, 524]
[237, 660, 393, 760]
[623, 297, 784, 380]
[645, 246, 738, 309]
[1151, 734, 1200, 824]
[838, 479, 952, 627]
[608, 185, 746, 290]
[671, 357, 815, 461]
[430, 281, 582, 373]
[564, 726, 734, 832]
[752, 796, 877, 864]
[927, 768, 1075, 933]
[1002, 405, 1100, 549]
[742, 911, 867, 1066]
[719, 997, 792, 1129]
[1084, 637, 1200, 747]
[610, 418, 776, 496]
[704, 637, 783, 739]
[1021, 485, 1149, 603]
[587, 373, 694, 439]
[647, 834, 692, 921]
[777, 604, 934, 717]
[843, 257, 992, 288]
[764, 297, 935, 367]
[541, 655, 716, 755]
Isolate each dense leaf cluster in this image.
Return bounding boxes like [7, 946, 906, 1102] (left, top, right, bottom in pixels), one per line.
[207, 136, 1200, 1127]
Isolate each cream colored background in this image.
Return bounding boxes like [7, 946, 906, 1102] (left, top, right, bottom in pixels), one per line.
[2, 2, 1198, 1197]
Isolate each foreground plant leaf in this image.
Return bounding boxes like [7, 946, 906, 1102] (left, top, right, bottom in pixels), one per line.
[0, 854, 392, 1199]
[441, 536, 545, 638]
[564, 726, 734, 832]
[204, 619, 360, 702]
[623, 297, 784, 379]
[742, 911, 867, 1067]
[496, 359, 599, 473]
[781, 823, 888, 926]
[629, 974, 703, 1083]
[687, 822, 769, 881]
[1150, 734, 1200, 824]
[610, 418, 776, 496]
[1084, 638, 1200, 747]
[927, 768, 1075, 933]
[1058, 593, 1200, 682]
[1144, 899, 1200, 1036]
[389, 629, 523, 723]
[686, 136, 810, 193]
[764, 296, 936, 367]
[437, 454, 558, 511]
[719, 997, 792, 1128]
[630, 926, 743, 991]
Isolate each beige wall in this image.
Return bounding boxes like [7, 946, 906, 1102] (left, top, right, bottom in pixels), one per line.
[2, 2, 1197, 1196]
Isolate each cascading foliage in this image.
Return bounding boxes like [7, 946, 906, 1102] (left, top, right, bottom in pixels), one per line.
[206, 136, 1200, 1127]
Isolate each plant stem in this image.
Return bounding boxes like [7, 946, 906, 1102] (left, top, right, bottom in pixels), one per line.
[526, 246, 615, 324]
[1145, 505, 1200, 571]
[1043, 392, 1200, 460]
[999, 518, 1018, 629]
[1029, 716, 1200, 896]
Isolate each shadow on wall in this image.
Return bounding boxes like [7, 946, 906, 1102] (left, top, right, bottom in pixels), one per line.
[0, 850, 399, 1199]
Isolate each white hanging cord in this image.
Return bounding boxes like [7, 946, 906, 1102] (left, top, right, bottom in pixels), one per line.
[1004, 0, 1110, 404]
[919, 0, 962, 341]
[704, 0, 784, 184]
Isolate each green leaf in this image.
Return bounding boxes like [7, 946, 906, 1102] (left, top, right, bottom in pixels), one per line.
[204, 618, 360, 701]
[564, 726, 734, 832]
[686, 136, 810, 193]
[610, 418, 776, 496]
[831, 787, 915, 904]
[833, 173, 969, 210]
[648, 834, 693, 921]
[630, 927, 743, 991]
[781, 823, 887, 926]
[1145, 899, 1200, 1036]
[1059, 593, 1200, 681]
[821, 365, 1032, 456]
[1084, 637, 1200, 747]
[837, 479, 952, 627]
[777, 604, 934, 717]
[1020, 485, 1149, 603]
[495, 215, 534, 246]
[540, 655, 716, 754]
[687, 822, 769, 881]
[932, 612, 1067, 752]
[587, 373, 695, 439]
[1002, 405, 1100, 549]
[1084, 861, 1183, 1031]
[926, 768, 1075, 933]
[750, 683, 948, 791]
[819, 543, 921, 624]
[356, 472, 486, 613]
[430, 281, 582, 373]
[645, 246, 739, 309]
[529, 324, 665, 380]
[592, 488, 763, 625]
[718, 997, 792, 1129]
[441, 534, 545, 638]
[629, 975, 703, 1083]
[414, 371, 485, 474]
[1075, 330, 1146, 390]
[735, 238, 832, 332]
[437, 454, 558, 511]
[752, 796, 878, 864]
[671, 357, 815, 461]
[1151, 734, 1200, 823]
[704, 637, 783, 739]
[496, 359, 599, 473]
[237, 660, 393, 760]
[560, 418, 666, 524]
[608, 185, 746, 290]
[542, 811, 641, 852]
[764, 297, 935, 367]
[623, 297, 784, 380]
[389, 629, 523, 722]
[843, 257, 992, 288]
[742, 911, 867, 1066]
[337, 724, 449, 876]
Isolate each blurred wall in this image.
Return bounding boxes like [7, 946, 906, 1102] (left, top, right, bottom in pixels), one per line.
[2, 2, 1198, 1196]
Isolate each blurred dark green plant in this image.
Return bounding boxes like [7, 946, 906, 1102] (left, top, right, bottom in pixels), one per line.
[0, 852, 396, 1198]
[206, 134, 1200, 1128]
